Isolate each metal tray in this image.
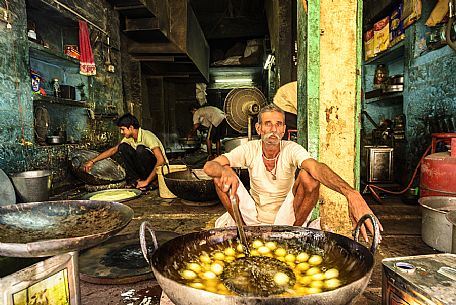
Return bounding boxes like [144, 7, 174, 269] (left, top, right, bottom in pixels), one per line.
[0, 200, 133, 257]
[81, 188, 142, 202]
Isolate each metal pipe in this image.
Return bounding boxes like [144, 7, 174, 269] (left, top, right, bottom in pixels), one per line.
[50, 0, 108, 36]
[446, 0, 456, 51]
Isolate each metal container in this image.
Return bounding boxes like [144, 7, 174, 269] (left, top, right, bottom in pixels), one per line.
[446, 211, 456, 254]
[46, 135, 66, 145]
[223, 136, 258, 153]
[60, 85, 76, 100]
[418, 196, 456, 252]
[420, 133, 456, 197]
[382, 254, 456, 305]
[364, 146, 394, 183]
[10, 170, 51, 202]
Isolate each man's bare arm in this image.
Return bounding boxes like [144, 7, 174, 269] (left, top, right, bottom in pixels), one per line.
[300, 158, 383, 241]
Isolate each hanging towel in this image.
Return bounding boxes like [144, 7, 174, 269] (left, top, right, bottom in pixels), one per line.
[79, 20, 96, 76]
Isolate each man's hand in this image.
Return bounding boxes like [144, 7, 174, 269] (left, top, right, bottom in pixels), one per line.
[83, 160, 95, 173]
[136, 179, 149, 189]
[346, 190, 383, 242]
[214, 166, 239, 195]
[204, 156, 239, 195]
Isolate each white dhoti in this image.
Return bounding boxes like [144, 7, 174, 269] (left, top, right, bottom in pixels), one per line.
[214, 180, 320, 229]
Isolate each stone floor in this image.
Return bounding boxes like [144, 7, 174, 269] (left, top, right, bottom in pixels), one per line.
[78, 188, 439, 305]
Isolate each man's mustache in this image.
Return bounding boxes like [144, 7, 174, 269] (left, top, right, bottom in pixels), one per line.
[262, 131, 283, 143]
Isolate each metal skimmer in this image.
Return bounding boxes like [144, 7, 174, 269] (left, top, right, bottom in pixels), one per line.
[220, 193, 295, 296]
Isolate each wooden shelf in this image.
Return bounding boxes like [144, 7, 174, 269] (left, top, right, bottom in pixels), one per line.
[33, 95, 89, 108]
[29, 41, 80, 67]
[365, 41, 405, 65]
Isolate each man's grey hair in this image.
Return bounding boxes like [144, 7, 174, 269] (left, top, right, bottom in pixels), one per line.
[258, 103, 285, 124]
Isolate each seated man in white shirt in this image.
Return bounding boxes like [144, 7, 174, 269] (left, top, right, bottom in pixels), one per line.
[203, 104, 382, 241]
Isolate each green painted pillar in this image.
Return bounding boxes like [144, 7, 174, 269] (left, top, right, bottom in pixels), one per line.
[297, 0, 363, 236]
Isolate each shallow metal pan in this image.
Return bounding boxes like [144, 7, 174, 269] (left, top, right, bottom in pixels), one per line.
[80, 188, 142, 202]
[0, 200, 134, 257]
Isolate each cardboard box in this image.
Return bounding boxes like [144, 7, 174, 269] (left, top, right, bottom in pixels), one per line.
[374, 16, 390, 54]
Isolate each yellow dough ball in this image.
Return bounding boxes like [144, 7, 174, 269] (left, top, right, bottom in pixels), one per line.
[285, 253, 296, 262]
[324, 268, 339, 280]
[187, 263, 202, 273]
[201, 271, 217, 280]
[189, 282, 205, 289]
[298, 275, 312, 286]
[250, 249, 260, 256]
[306, 287, 322, 294]
[274, 248, 287, 257]
[273, 272, 291, 286]
[181, 270, 197, 280]
[311, 273, 325, 281]
[236, 244, 244, 252]
[210, 262, 224, 275]
[258, 246, 271, 255]
[310, 280, 324, 289]
[296, 252, 310, 262]
[224, 256, 235, 263]
[224, 247, 236, 256]
[306, 267, 321, 276]
[296, 262, 310, 272]
[308, 255, 323, 266]
[265, 241, 277, 250]
[200, 255, 212, 264]
[324, 278, 341, 289]
[213, 252, 225, 261]
[252, 239, 264, 248]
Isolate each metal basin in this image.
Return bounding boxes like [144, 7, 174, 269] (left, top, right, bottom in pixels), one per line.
[419, 196, 456, 252]
[0, 200, 133, 257]
[223, 136, 259, 153]
[140, 216, 379, 305]
[163, 168, 217, 202]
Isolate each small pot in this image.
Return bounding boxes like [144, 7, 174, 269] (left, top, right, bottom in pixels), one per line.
[46, 135, 65, 145]
[178, 138, 200, 146]
[390, 75, 404, 85]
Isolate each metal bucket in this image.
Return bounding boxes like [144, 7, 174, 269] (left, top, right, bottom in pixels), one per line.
[418, 196, 456, 252]
[10, 170, 51, 203]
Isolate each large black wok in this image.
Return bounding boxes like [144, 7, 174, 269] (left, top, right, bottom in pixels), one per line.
[69, 149, 126, 185]
[0, 200, 133, 257]
[162, 166, 218, 202]
[140, 215, 379, 305]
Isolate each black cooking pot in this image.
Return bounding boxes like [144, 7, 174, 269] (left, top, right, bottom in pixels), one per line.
[140, 215, 379, 305]
[178, 137, 201, 147]
[161, 165, 218, 202]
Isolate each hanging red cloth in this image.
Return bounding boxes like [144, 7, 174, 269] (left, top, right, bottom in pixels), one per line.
[79, 20, 96, 75]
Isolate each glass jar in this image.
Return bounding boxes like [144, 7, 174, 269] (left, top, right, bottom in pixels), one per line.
[374, 64, 388, 89]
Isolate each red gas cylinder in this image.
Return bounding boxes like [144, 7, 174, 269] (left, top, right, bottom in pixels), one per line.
[420, 133, 456, 197]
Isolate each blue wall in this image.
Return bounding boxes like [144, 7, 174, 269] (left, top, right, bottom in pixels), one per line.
[404, 0, 456, 177]
[363, 0, 456, 184]
[0, 0, 124, 191]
